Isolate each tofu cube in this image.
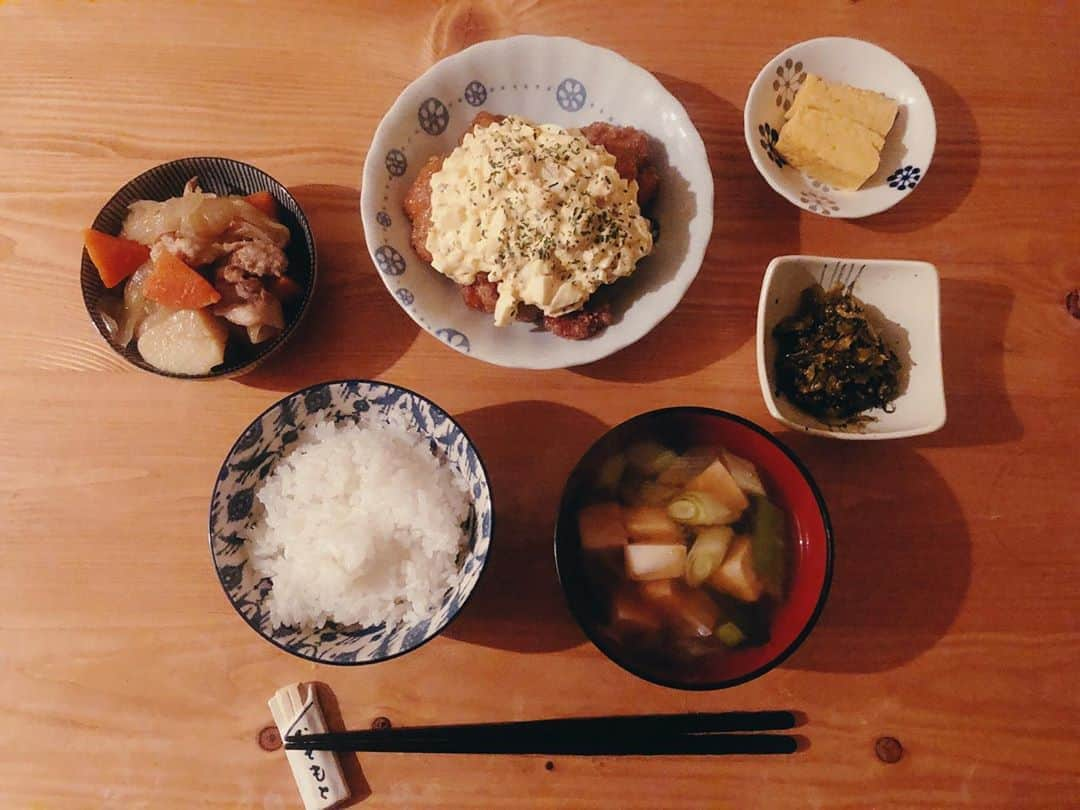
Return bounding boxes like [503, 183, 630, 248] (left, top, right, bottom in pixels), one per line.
[707, 535, 764, 603]
[686, 460, 750, 516]
[625, 544, 687, 581]
[610, 588, 664, 634]
[624, 505, 683, 544]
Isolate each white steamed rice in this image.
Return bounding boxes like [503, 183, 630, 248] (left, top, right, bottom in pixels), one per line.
[250, 417, 469, 630]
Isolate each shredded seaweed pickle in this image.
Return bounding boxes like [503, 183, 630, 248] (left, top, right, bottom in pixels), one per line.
[772, 283, 901, 423]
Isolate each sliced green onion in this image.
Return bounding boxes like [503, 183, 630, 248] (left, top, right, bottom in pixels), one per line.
[636, 480, 679, 507]
[684, 527, 735, 587]
[667, 491, 738, 526]
[657, 447, 717, 486]
[625, 440, 678, 475]
[715, 621, 747, 648]
[595, 453, 627, 494]
[751, 496, 787, 599]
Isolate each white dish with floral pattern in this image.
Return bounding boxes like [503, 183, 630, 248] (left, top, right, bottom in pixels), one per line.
[744, 37, 936, 219]
[361, 35, 713, 369]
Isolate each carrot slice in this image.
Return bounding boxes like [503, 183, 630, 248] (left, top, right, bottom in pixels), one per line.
[144, 251, 221, 309]
[244, 191, 278, 219]
[266, 275, 302, 302]
[83, 229, 150, 288]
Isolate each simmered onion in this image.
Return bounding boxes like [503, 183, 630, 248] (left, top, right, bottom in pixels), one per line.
[115, 263, 162, 346]
[122, 193, 289, 248]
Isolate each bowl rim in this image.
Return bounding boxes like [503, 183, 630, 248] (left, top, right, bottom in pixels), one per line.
[80, 155, 318, 380]
[360, 33, 714, 369]
[207, 377, 495, 666]
[553, 406, 834, 690]
[742, 35, 937, 219]
[756, 254, 947, 440]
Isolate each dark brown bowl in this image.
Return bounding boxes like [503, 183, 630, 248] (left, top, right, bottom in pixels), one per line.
[80, 157, 316, 379]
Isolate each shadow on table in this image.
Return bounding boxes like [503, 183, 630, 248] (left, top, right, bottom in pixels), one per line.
[780, 439, 971, 673]
[574, 74, 800, 384]
[312, 681, 372, 805]
[913, 278, 1023, 448]
[858, 67, 980, 233]
[237, 184, 419, 392]
[443, 401, 609, 653]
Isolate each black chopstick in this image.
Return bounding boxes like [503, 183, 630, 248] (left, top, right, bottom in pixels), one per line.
[290, 711, 795, 743]
[284, 711, 799, 756]
[288, 732, 796, 756]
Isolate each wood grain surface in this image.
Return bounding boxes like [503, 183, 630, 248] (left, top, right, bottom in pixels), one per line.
[2, 1, 1078, 807]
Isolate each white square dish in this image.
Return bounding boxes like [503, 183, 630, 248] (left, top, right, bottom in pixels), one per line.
[756, 255, 946, 439]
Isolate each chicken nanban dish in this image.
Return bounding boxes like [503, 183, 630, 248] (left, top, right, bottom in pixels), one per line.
[404, 113, 659, 340]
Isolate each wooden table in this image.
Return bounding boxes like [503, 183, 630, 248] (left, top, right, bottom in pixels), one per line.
[2, 1, 1078, 806]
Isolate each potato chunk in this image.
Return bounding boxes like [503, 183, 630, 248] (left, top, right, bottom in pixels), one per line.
[137, 309, 228, 375]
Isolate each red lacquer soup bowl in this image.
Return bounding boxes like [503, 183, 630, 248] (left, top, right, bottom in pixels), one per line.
[554, 407, 833, 690]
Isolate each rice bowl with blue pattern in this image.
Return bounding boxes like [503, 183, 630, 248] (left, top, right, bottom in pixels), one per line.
[208, 380, 493, 665]
[361, 35, 713, 369]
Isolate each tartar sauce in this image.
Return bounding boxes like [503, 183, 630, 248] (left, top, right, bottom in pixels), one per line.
[426, 116, 653, 325]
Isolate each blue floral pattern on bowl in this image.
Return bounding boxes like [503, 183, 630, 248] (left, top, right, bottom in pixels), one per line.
[887, 165, 921, 191]
[418, 97, 450, 136]
[800, 181, 840, 216]
[385, 149, 407, 177]
[374, 245, 406, 276]
[435, 328, 470, 353]
[556, 78, 587, 111]
[209, 380, 494, 665]
[758, 122, 786, 169]
[464, 80, 487, 107]
[772, 58, 807, 112]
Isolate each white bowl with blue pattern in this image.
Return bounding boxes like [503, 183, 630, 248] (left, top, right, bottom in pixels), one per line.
[361, 35, 713, 369]
[208, 380, 493, 665]
[744, 37, 936, 219]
